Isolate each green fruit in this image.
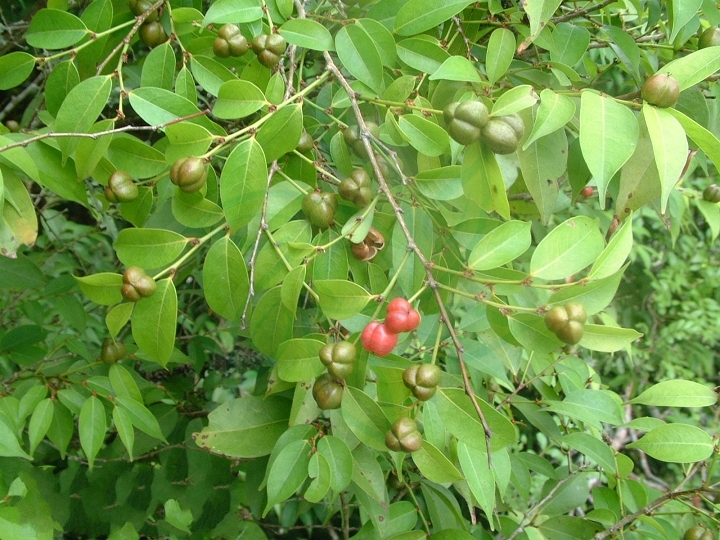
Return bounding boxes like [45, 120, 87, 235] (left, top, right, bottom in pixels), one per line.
[641, 73, 680, 108]
[684, 526, 713, 540]
[312, 373, 344, 409]
[122, 266, 156, 300]
[296, 131, 314, 153]
[139, 21, 168, 48]
[129, 0, 158, 22]
[402, 363, 441, 401]
[107, 170, 138, 203]
[121, 283, 141, 302]
[319, 341, 357, 379]
[170, 156, 207, 193]
[444, 100, 488, 145]
[101, 338, 126, 364]
[105, 186, 119, 203]
[214, 25, 248, 58]
[343, 125, 360, 146]
[698, 27, 720, 48]
[5, 120, 19, 132]
[545, 302, 587, 345]
[251, 34, 286, 68]
[302, 191, 338, 228]
[481, 114, 524, 154]
[385, 417, 423, 452]
[703, 184, 720, 203]
[344, 122, 379, 158]
[133, 273, 157, 297]
[339, 169, 373, 206]
[265, 34, 287, 55]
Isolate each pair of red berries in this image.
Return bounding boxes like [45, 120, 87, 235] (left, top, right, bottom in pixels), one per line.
[361, 298, 420, 357]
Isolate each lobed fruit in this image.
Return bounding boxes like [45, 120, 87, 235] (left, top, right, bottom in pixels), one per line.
[703, 184, 720, 203]
[101, 338, 126, 364]
[544, 302, 587, 345]
[443, 100, 489, 145]
[319, 341, 357, 379]
[296, 131, 314, 153]
[361, 322, 398, 357]
[684, 526, 713, 540]
[106, 170, 138, 203]
[213, 24, 248, 58]
[698, 27, 720, 49]
[121, 266, 157, 302]
[343, 122, 380, 158]
[302, 191, 338, 228]
[170, 156, 207, 193]
[385, 298, 421, 334]
[139, 21, 168, 48]
[481, 113, 524, 154]
[251, 34, 286, 68]
[338, 169, 373, 207]
[312, 373, 344, 409]
[402, 363, 441, 401]
[641, 73, 680, 108]
[129, 0, 158, 22]
[385, 417, 423, 452]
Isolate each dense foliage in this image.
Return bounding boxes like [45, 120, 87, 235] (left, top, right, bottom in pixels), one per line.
[0, 0, 719, 538]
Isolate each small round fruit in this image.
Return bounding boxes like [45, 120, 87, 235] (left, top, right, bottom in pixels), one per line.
[129, 0, 158, 22]
[564, 302, 587, 325]
[361, 322, 398, 357]
[122, 266, 156, 299]
[296, 131, 314, 153]
[139, 21, 168, 48]
[444, 100, 489, 145]
[402, 363, 441, 401]
[312, 373, 344, 410]
[170, 156, 207, 193]
[133, 273, 157, 297]
[580, 186, 594, 198]
[385, 298, 421, 334]
[698, 27, 720, 49]
[5, 120, 19, 132]
[319, 341, 357, 379]
[343, 125, 360, 147]
[684, 526, 713, 540]
[123, 266, 145, 285]
[385, 417, 423, 452]
[641, 73, 680, 108]
[339, 169, 373, 207]
[265, 33, 287, 55]
[101, 338, 126, 364]
[544, 306, 570, 333]
[346, 122, 379, 158]
[555, 321, 585, 345]
[703, 184, 720, 203]
[105, 185, 119, 203]
[108, 170, 138, 203]
[481, 114, 524, 154]
[302, 191, 338, 228]
[121, 283, 141, 302]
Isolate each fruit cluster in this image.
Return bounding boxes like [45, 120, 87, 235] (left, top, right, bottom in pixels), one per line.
[105, 170, 138, 203]
[350, 227, 385, 262]
[544, 302, 587, 345]
[402, 363, 441, 401]
[443, 100, 525, 154]
[703, 184, 720, 203]
[121, 266, 157, 302]
[302, 190, 338, 228]
[361, 298, 421, 357]
[339, 169, 373, 207]
[684, 526, 713, 540]
[213, 24, 248, 58]
[385, 417, 422, 452]
[170, 156, 207, 193]
[250, 34, 287, 68]
[129, 0, 168, 48]
[312, 341, 357, 410]
[641, 73, 680, 108]
[343, 122, 379, 159]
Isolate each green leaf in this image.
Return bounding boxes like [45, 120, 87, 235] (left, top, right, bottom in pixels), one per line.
[335, 25, 384, 94]
[108, 364, 143, 404]
[508, 313, 562, 354]
[250, 286, 294, 356]
[164, 499, 193, 534]
[106, 134, 167, 179]
[131, 279, 177, 367]
[468, 220, 531, 270]
[551, 22, 590, 67]
[140, 42, 176, 90]
[220, 138, 267, 232]
[190, 55, 236, 97]
[524, 0, 562, 43]
[115, 396, 167, 442]
[548, 268, 625, 315]
[203, 236, 249, 320]
[165, 123, 213, 163]
[281, 264, 306, 313]
[658, 46, 720, 90]
[128, 87, 222, 135]
[537, 516, 602, 540]
[193, 395, 291, 458]
[579, 323, 642, 352]
[317, 435, 353, 493]
[491, 85, 539, 116]
[642, 104, 688, 213]
[414, 166, 463, 201]
[264, 439, 312, 514]
[305, 452, 332, 503]
[114, 229, 187, 269]
[79, 396, 106, 470]
[75, 119, 114, 179]
[394, 0, 472, 36]
[55, 76, 112, 159]
[666, 108, 720, 169]
[28, 399, 54, 455]
[562, 432, 617, 474]
[276, 338, 325, 382]
[46, 402, 73, 459]
[396, 36, 450, 73]
[523, 89, 576, 149]
[202, 0, 263, 26]
[0, 419, 31, 460]
[255, 103, 303, 162]
[314, 279, 371, 320]
[530, 216, 605, 280]
[412, 441, 464, 484]
[172, 190, 224, 228]
[486, 28, 516, 85]
[279, 19, 335, 51]
[340, 386, 391, 452]
[626, 423, 714, 463]
[429, 56, 483, 83]
[24, 9, 88, 49]
[213, 80, 267, 120]
[544, 389, 623, 429]
[462, 143, 510, 219]
[398, 115, 450, 157]
[458, 442, 496, 529]
[630, 380, 717, 408]
[579, 91, 639, 207]
[0, 52, 35, 91]
[589, 217, 633, 279]
[602, 25, 641, 85]
[106, 302, 134, 339]
[0, 253, 46, 290]
[74, 272, 122, 306]
[436, 388, 517, 451]
[113, 405, 135, 461]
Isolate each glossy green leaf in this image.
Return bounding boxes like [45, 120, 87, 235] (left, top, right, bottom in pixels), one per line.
[220, 138, 267, 232]
[603, 25, 641, 84]
[658, 46, 720, 90]
[458, 441, 496, 529]
[589, 217, 633, 279]
[131, 279, 177, 366]
[276, 338, 325, 382]
[579, 91, 639, 207]
[165, 123, 213, 163]
[305, 452, 332, 503]
[524, 0, 562, 43]
[75, 119, 114, 179]
[491, 85, 539, 116]
[548, 268, 624, 315]
[190, 55, 236, 97]
[172, 190, 224, 228]
[79, 396, 106, 470]
[626, 423, 714, 463]
[113, 405, 135, 461]
[164, 499, 193, 534]
[0, 52, 35, 91]
[193, 395, 291, 458]
[24, 9, 88, 49]
[128, 87, 222, 134]
[27, 398, 53, 455]
[394, 0, 473, 36]
[396, 36, 450, 73]
[317, 435, 353, 493]
[335, 25, 384, 94]
[414, 166, 463, 201]
[530, 216, 605, 280]
[429, 56, 483, 83]
[114, 229, 187, 269]
[203, 236, 249, 320]
[264, 439, 312, 514]
[486, 28, 516, 85]
[279, 19, 335, 51]
[551, 23, 590, 67]
[115, 396, 166, 442]
[666, 108, 720, 171]
[544, 389, 623, 429]
[46, 402, 73, 459]
[341, 387, 391, 452]
[281, 264, 306, 314]
[107, 134, 167, 179]
[0, 419, 31, 460]
[562, 432, 617, 474]
[398, 115, 450, 157]
[106, 302, 134, 339]
[412, 441, 463, 484]
[109, 364, 143, 404]
[140, 42, 175, 90]
[314, 279, 371, 320]
[202, 0, 263, 25]
[213, 80, 267, 120]
[75, 272, 123, 306]
[579, 324, 643, 352]
[630, 380, 717, 408]
[468, 220, 531, 270]
[250, 286, 294, 356]
[255, 104, 303, 163]
[462, 143, 510, 219]
[55, 76, 112, 159]
[523, 89, 576, 149]
[508, 313, 562, 353]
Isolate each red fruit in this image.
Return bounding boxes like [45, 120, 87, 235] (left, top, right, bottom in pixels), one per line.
[580, 186, 594, 198]
[384, 298, 421, 334]
[361, 322, 398, 357]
